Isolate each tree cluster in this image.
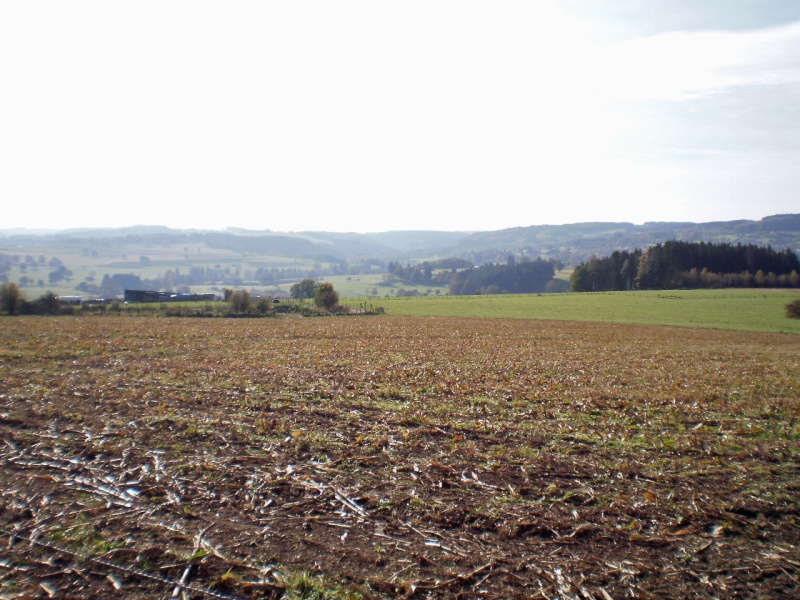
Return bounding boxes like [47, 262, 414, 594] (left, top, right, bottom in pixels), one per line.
[448, 259, 556, 295]
[385, 258, 472, 287]
[570, 250, 642, 292]
[289, 279, 317, 300]
[571, 241, 800, 292]
[1, 254, 72, 287]
[289, 279, 339, 310]
[0, 284, 70, 316]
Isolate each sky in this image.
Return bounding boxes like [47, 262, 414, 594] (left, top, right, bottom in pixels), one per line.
[1, 1, 798, 233]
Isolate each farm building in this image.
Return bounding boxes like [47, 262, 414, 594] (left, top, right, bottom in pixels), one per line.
[124, 290, 218, 303]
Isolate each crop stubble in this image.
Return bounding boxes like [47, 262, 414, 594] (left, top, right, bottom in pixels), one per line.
[1, 316, 799, 598]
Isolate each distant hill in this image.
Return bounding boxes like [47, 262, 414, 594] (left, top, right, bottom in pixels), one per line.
[364, 230, 472, 253]
[436, 215, 800, 265]
[2, 214, 799, 266]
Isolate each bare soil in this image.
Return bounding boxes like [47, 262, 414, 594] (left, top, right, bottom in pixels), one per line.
[1, 316, 799, 599]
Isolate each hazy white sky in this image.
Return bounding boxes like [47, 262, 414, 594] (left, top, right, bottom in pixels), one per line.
[1, 1, 798, 233]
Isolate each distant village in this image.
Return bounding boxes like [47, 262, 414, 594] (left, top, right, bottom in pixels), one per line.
[122, 290, 220, 303]
[52, 290, 221, 306]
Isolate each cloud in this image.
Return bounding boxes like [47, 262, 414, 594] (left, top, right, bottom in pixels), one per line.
[591, 21, 800, 103]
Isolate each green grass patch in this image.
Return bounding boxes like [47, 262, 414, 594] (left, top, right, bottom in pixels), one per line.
[379, 289, 800, 333]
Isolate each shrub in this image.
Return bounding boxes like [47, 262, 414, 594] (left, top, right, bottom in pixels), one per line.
[786, 299, 800, 319]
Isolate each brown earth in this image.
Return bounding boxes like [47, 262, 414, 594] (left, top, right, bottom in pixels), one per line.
[1, 316, 799, 599]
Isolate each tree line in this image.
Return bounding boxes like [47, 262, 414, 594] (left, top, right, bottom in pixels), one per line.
[0, 284, 80, 316]
[448, 258, 556, 295]
[288, 279, 340, 310]
[571, 241, 800, 292]
[385, 258, 473, 287]
[386, 256, 558, 295]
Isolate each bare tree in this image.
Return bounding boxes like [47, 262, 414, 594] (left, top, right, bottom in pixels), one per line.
[229, 290, 251, 315]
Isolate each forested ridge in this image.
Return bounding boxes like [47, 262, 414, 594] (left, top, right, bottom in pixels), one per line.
[4, 214, 799, 266]
[571, 241, 800, 291]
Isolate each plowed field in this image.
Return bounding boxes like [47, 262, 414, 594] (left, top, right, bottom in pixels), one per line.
[1, 316, 799, 598]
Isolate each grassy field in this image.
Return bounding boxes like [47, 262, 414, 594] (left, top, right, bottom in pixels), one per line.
[377, 289, 800, 334]
[18, 287, 800, 335]
[12, 285, 798, 335]
[1, 316, 798, 598]
[315, 269, 574, 301]
[283, 274, 451, 299]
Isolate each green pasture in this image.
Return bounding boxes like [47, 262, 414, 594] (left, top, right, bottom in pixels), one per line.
[378, 289, 800, 334]
[285, 274, 450, 299]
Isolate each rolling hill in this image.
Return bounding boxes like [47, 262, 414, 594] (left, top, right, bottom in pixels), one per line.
[2, 215, 798, 299]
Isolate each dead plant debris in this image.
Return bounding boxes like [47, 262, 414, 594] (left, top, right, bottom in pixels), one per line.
[1, 316, 799, 598]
